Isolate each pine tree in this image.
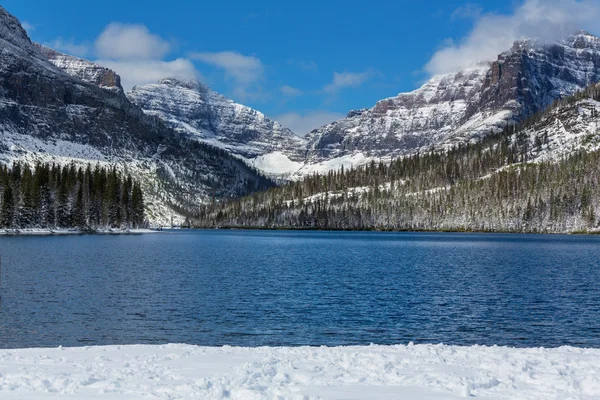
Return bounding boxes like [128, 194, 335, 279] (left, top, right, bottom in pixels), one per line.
[1, 184, 14, 228]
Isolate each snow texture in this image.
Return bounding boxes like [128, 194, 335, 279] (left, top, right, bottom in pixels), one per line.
[0, 344, 598, 399]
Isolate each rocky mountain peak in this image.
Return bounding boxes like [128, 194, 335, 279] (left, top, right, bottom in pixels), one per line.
[34, 44, 123, 93]
[156, 77, 207, 92]
[566, 30, 600, 49]
[0, 6, 34, 52]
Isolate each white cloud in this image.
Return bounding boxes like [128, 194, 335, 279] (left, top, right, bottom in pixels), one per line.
[21, 21, 35, 34]
[96, 58, 199, 92]
[280, 85, 303, 97]
[40, 22, 198, 92]
[324, 71, 373, 94]
[190, 51, 263, 83]
[95, 23, 171, 60]
[190, 51, 264, 100]
[275, 111, 345, 135]
[46, 38, 91, 57]
[426, 0, 600, 76]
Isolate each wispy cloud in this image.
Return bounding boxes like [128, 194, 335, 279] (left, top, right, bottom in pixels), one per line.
[451, 3, 483, 20]
[426, 0, 600, 76]
[275, 110, 345, 135]
[21, 21, 35, 34]
[190, 51, 263, 84]
[280, 85, 303, 97]
[288, 59, 318, 72]
[323, 70, 374, 94]
[190, 51, 264, 100]
[46, 38, 91, 57]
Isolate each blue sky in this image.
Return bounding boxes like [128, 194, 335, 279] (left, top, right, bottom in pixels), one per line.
[3, 0, 600, 134]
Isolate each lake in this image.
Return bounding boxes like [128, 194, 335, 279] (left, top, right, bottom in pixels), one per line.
[0, 230, 599, 349]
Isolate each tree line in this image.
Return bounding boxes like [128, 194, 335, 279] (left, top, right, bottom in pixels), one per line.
[0, 162, 146, 230]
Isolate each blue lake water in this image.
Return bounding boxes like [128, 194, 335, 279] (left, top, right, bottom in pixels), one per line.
[0, 230, 599, 349]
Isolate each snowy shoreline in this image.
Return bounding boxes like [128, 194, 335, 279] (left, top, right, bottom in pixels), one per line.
[0, 343, 598, 399]
[0, 228, 162, 236]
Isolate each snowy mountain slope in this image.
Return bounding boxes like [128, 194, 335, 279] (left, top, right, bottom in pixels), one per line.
[127, 78, 307, 176]
[303, 32, 600, 173]
[0, 6, 272, 224]
[515, 93, 600, 162]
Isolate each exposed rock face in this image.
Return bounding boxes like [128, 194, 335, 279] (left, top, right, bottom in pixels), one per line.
[467, 33, 600, 122]
[35, 44, 123, 92]
[127, 78, 307, 168]
[0, 6, 272, 224]
[305, 63, 491, 162]
[306, 32, 600, 164]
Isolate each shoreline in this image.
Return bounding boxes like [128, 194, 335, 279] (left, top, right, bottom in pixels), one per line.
[0, 343, 597, 399]
[193, 225, 600, 236]
[0, 228, 163, 236]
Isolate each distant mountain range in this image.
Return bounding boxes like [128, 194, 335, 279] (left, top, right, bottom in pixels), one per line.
[2, 4, 600, 224]
[127, 32, 600, 179]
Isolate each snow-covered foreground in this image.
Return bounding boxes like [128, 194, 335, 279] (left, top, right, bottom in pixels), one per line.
[0, 344, 598, 399]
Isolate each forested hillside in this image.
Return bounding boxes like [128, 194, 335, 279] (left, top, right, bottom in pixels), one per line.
[0, 163, 146, 231]
[194, 85, 600, 233]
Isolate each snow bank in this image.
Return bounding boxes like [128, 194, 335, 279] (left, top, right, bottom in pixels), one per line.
[0, 344, 598, 399]
[251, 151, 303, 175]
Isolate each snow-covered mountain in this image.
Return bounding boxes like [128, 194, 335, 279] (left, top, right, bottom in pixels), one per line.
[35, 43, 123, 93]
[124, 32, 600, 180]
[128, 78, 307, 176]
[304, 32, 600, 169]
[0, 6, 272, 224]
